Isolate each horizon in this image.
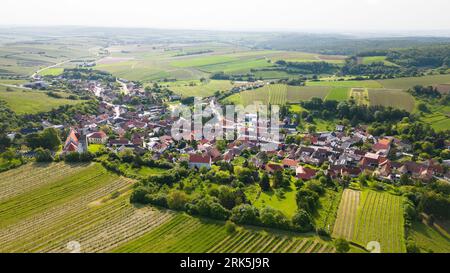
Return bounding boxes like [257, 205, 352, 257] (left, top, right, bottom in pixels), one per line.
[1, 0, 450, 35]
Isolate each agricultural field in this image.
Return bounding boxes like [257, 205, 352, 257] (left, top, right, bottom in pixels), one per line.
[164, 80, 234, 97]
[314, 189, 343, 233]
[332, 189, 361, 241]
[224, 84, 331, 106]
[409, 221, 450, 253]
[360, 56, 398, 66]
[0, 85, 82, 114]
[113, 214, 336, 253]
[367, 89, 416, 112]
[350, 88, 370, 106]
[353, 190, 406, 253]
[38, 67, 64, 76]
[325, 87, 350, 101]
[419, 103, 450, 131]
[333, 190, 405, 253]
[377, 74, 450, 90]
[0, 162, 176, 253]
[306, 80, 383, 89]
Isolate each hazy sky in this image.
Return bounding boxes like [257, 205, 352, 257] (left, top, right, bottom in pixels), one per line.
[2, 0, 450, 32]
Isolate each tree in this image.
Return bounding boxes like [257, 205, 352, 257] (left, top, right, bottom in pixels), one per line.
[259, 207, 290, 229]
[230, 204, 259, 225]
[35, 148, 53, 162]
[334, 238, 350, 253]
[225, 220, 237, 234]
[292, 209, 315, 232]
[259, 173, 270, 191]
[167, 190, 188, 211]
[40, 128, 61, 151]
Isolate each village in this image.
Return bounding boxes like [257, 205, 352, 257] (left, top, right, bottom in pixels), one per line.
[26, 71, 448, 186]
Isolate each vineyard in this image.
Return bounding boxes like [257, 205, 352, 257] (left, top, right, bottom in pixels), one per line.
[113, 214, 335, 253]
[368, 89, 415, 112]
[0, 163, 174, 252]
[353, 190, 406, 253]
[332, 189, 361, 240]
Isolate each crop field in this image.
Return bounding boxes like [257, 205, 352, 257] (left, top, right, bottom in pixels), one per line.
[165, 80, 234, 97]
[0, 162, 178, 253]
[325, 87, 350, 101]
[113, 214, 335, 253]
[350, 88, 369, 105]
[306, 80, 383, 89]
[368, 89, 416, 112]
[409, 221, 450, 253]
[420, 104, 450, 131]
[353, 190, 405, 253]
[0, 85, 82, 114]
[360, 56, 397, 66]
[377, 74, 450, 90]
[267, 51, 346, 64]
[332, 189, 361, 241]
[225, 84, 331, 106]
[38, 67, 64, 76]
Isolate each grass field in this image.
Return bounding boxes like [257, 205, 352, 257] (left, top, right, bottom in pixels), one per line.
[368, 89, 416, 112]
[419, 103, 450, 131]
[113, 213, 335, 253]
[360, 56, 397, 66]
[0, 85, 82, 114]
[410, 221, 450, 253]
[314, 189, 343, 233]
[38, 67, 64, 76]
[353, 190, 406, 253]
[246, 182, 298, 218]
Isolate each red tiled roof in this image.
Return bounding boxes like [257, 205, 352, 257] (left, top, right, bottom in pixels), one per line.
[189, 154, 211, 164]
[296, 166, 317, 180]
[282, 158, 298, 167]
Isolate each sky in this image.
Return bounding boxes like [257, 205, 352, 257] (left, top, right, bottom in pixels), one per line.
[1, 0, 450, 33]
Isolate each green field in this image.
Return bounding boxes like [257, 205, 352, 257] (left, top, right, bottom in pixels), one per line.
[419, 103, 450, 131]
[325, 87, 350, 101]
[360, 56, 397, 66]
[113, 213, 335, 253]
[353, 190, 406, 253]
[377, 74, 450, 89]
[368, 89, 416, 112]
[0, 85, 82, 114]
[38, 67, 64, 76]
[224, 84, 330, 105]
[306, 80, 383, 88]
[165, 80, 234, 97]
[314, 189, 343, 233]
[410, 221, 450, 253]
[333, 189, 406, 253]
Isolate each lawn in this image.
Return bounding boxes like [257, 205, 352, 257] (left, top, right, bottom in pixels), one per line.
[0, 86, 82, 114]
[87, 144, 104, 153]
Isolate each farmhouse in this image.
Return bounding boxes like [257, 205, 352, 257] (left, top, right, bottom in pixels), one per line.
[63, 128, 83, 153]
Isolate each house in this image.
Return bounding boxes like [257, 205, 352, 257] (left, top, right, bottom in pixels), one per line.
[296, 166, 317, 180]
[86, 131, 108, 144]
[188, 154, 212, 169]
[282, 158, 298, 170]
[266, 163, 283, 173]
[372, 138, 392, 155]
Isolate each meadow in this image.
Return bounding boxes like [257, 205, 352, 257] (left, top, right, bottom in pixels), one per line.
[360, 56, 397, 66]
[0, 85, 82, 114]
[377, 74, 450, 89]
[409, 221, 450, 253]
[306, 80, 383, 88]
[324, 87, 349, 101]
